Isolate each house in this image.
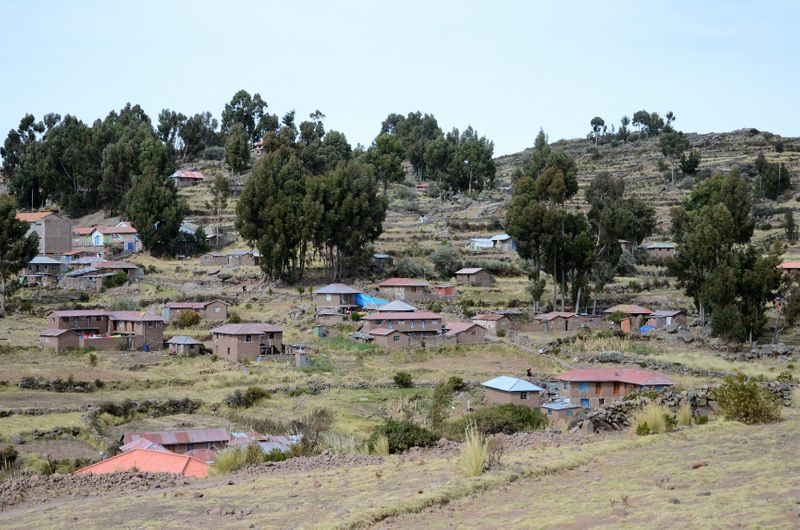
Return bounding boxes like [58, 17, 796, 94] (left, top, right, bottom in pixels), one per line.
[415, 182, 430, 193]
[444, 321, 486, 344]
[15, 211, 71, 257]
[481, 376, 544, 408]
[74, 223, 141, 253]
[532, 311, 578, 332]
[45, 309, 164, 351]
[314, 283, 361, 309]
[74, 449, 209, 478]
[360, 311, 443, 334]
[377, 278, 428, 301]
[163, 300, 229, 322]
[455, 267, 494, 286]
[97, 261, 140, 282]
[647, 309, 687, 329]
[210, 323, 283, 361]
[23, 256, 65, 285]
[70, 256, 104, 270]
[315, 309, 346, 325]
[39, 329, 80, 353]
[603, 304, 653, 333]
[60, 267, 110, 291]
[541, 401, 582, 421]
[491, 234, 515, 252]
[778, 261, 800, 274]
[434, 284, 456, 297]
[642, 242, 676, 259]
[60, 249, 95, 264]
[469, 238, 494, 251]
[200, 252, 228, 266]
[226, 249, 260, 266]
[558, 367, 674, 409]
[107, 311, 165, 351]
[122, 428, 229, 454]
[169, 170, 205, 189]
[372, 253, 393, 269]
[47, 310, 110, 333]
[368, 327, 410, 349]
[471, 313, 511, 335]
[167, 336, 204, 355]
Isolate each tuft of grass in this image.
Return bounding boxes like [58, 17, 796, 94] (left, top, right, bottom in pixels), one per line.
[677, 403, 693, 426]
[372, 434, 390, 456]
[458, 426, 489, 477]
[633, 403, 670, 435]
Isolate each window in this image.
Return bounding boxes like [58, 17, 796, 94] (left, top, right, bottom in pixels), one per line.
[227, 347, 230, 356]
[562, 382, 568, 390]
[519, 392, 528, 400]
[654, 385, 664, 391]
[325, 294, 332, 301]
[581, 398, 590, 408]
[599, 398, 605, 405]
[547, 409, 552, 415]
[214, 306, 221, 313]
[398, 320, 405, 326]
[393, 335, 400, 342]
[245, 335, 252, 343]
[566, 410, 573, 417]
[95, 316, 102, 321]
[579, 382, 588, 392]
[186, 443, 195, 451]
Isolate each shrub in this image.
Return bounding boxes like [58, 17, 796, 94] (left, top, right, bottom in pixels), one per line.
[393, 371, 413, 388]
[633, 403, 670, 434]
[429, 244, 462, 279]
[87, 352, 98, 367]
[458, 426, 489, 477]
[635, 422, 651, 436]
[211, 444, 265, 475]
[228, 311, 242, 324]
[677, 403, 693, 426]
[695, 415, 709, 425]
[350, 312, 362, 322]
[110, 298, 138, 311]
[226, 386, 269, 408]
[449, 404, 547, 436]
[446, 376, 465, 392]
[776, 370, 793, 384]
[370, 419, 436, 454]
[176, 310, 201, 328]
[712, 373, 781, 424]
[103, 271, 128, 288]
[427, 381, 455, 431]
[201, 146, 225, 161]
[291, 408, 335, 456]
[78, 292, 90, 302]
[372, 434, 390, 456]
[0, 445, 18, 469]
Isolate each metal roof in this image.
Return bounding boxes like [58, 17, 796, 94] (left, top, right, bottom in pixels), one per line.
[166, 299, 228, 309]
[444, 321, 481, 336]
[29, 256, 63, 265]
[471, 313, 508, 321]
[109, 311, 163, 322]
[558, 368, 674, 386]
[211, 323, 282, 335]
[649, 309, 684, 317]
[98, 260, 139, 269]
[603, 304, 652, 315]
[482, 376, 544, 393]
[50, 309, 108, 317]
[74, 449, 209, 478]
[643, 242, 675, 249]
[362, 311, 441, 321]
[456, 267, 485, 275]
[368, 327, 399, 336]
[119, 438, 171, 453]
[378, 277, 428, 287]
[39, 328, 75, 337]
[542, 401, 582, 410]
[314, 283, 361, 295]
[167, 335, 203, 345]
[122, 428, 229, 446]
[375, 300, 416, 312]
[171, 170, 205, 179]
[65, 267, 101, 277]
[491, 234, 511, 241]
[534, 311, 577, 321]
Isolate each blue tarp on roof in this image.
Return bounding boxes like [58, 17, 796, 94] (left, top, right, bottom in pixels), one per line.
[355, 293, 388, 307]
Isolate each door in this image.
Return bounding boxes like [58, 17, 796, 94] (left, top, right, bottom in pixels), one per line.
[613, 382, 621, 395]
[595, 382, 602, 395]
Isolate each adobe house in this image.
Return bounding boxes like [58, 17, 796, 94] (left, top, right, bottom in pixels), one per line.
[558, 367, 674, 409]
[377, 278, 428, 301]
[368, 327, 410, 349]
[360, 311, 443, 334]
[434, 284, 456, 297]
[48, 310, 110, 333]
[97, 260, 141, 282]
[541, 401, 582, 421]
[211, 323, 283, 361]
[314, 283, 361, 309]
[39, 328, 80, 353]
[75, 223, 141, 253]
[200, 252, 228, 266]
[16, 211, 72, 257]
[455, 267, 494, 286]
[647, 309, 687, 329]
[481, 376, 544, 408]
[532, 311, 578, 332]
[169, 170, 205, 189]
[108, 311, 165, 351]
[167, 335, 204, 355]
[471, 313, 511, 335]
[60, 249, 95, 265]
[121, 428, 229, 454]
[46, 309, 163, 351]
[444, 321, 486, 345]
[642, 242, 676, 259]
[24, 256, 65, 286]
[618, 239, 634, 253]
[315, 309, 346, 325]
[226, 250, 260, 266]
[603, 304, 652, 333]
[60, 267, 108, 292]
[163, 300, 229, 322]
[490, 234, 515, 252]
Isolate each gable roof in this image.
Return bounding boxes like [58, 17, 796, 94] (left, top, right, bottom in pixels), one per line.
[541, 401, 582, 410]
[362, 311, 441, 321]
[604, 304, 652, 315]
[72, 226, 95, 235]
[210, 323, 282, 335]
[166, 299, 229, 310]
[375, 300, 417, 312]
[122, 428, 229, 446]
[94, 225, 138, 235]
[109, 311, 163, 322]
[118, 438, 171, 453]
[314, 283, 361, 295]
[455, 267, 486, 275]
[471, 313, 508, 322]
[558, 368, 674, 386]
[378, 278, 428, 287]
[29, 256, 63, 265]
[170, 170, 204, 180]
[482, 376, 543, 393]
[16, 211, 55, 222]
[39, 328, 77, 337]
[534, 311, 577, 322]
[74, 449, 209, 478]
[167, 335, 203, 345]
[368, 327, 400, 337]
[98, 261, 139, 270]
[643, 242, 675, 250]
[50, 309, 108, 318]
[444, 321, 482, 336]
[649, 309, 684, 318]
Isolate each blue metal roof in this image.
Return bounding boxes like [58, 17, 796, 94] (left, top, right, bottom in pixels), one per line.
[481, 376, 543, 393]
[542, 401, 581, 410]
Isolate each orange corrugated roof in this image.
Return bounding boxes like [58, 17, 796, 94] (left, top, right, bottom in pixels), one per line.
[16, 211, 55, 222]
[72, 226, 95, 235]
[74, 449, 209, 478]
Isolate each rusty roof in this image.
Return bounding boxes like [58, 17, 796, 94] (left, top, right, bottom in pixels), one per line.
[211, 323, 282, 335]
[119, 438, 171, 453]
[50, 309, 109, 318]
[109, 311, 163, 322]
[558, 368, 674, 386]
[471, 313, 508, 321]
[378, 277, 428, 287]
[72, 226, 95, 235]
[534, 311, 578, 321]
[122, 428, 229, 446]
[455, 267, 485, 275]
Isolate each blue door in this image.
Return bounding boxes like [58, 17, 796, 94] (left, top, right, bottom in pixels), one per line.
[581, 398, 590, 408]
[127, 242, 134, 251]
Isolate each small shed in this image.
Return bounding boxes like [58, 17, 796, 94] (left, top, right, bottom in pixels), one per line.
[471, 313, 511, 335]
[39, 329, 79, 353]
[434, 284, 456, 297]
[533, 311, 578, 332]
[647, 309, 687, 328]
[541, 401, 582, 421]
[369, 327, 408, 349]
[444, 321, 486, 344]
[481, 376, 544, 408]
[455, 267, 494, 286]
[167, 335, 203, 356]
[490, 234, 515, 252]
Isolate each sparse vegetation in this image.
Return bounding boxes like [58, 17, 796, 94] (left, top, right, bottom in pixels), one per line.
[712, 374, 781, 424]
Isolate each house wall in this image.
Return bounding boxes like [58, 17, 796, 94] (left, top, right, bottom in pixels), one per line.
[434, 286, 455, 297]
[560, 381, 643, 408]
[362, 317, 442, 333]
[204, 301, 228, 321]
[49, 314, 110, 333]
[316, 312, 345, 325]
[169, 343, 201, 356]
[28, 263, 61, 276]
[40, 333, 79, 353]
[379, 285, 425, 301]
[647, 247, 675, 259]
[456, 270, 493, 286]
[483, 387, 540, 408]
[496, 240, 513, 252]
[213, 332, 283, 361]
[541, 406, 580, 421]
[201, 254, 227, 266]
[109, 321, 164, 350]
[451, 326, 485, 344]
[41, 215, 72, 256]
[81, 335, 143, 351]
[372, 332, 410, 349]
[314, 293, 356, 308]
[60, 275, 104, 292]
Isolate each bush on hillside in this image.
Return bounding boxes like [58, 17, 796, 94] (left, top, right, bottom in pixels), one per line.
[176, 310, 201, 328]
[448, 404, 547, 437]
[712, 373, 781, 424]
[226, 386, 270, 408]
[393, 371, 413, 388]
[369, 419, 436, 454]
[103, 271, 128, 288]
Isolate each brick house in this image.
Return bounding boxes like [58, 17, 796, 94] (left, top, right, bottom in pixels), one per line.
[163, 300, 229, 322]
[444, 321, 486, 344]
[45, 309, 163, 351]
[200, 252, 228, 266]
[73, 223, 141, 253]
[642, 242, 676, 259]
[434, 284, 456, 297]
[455, 267, 494, 286]
[107, 311, 165, 351]
[377, 278, 428, 301]
[541, 401, 582, 421]
[16, 211, 72, 257]
[24, 256, 65, 286]
[169, 170, 205, 189]
[39, 328, 80, 353]
[558, 367, 674, 409]
[368, 327, 410, 349]
[481, 376, 544, 408]
[531, 311, 578, 332]
[360, 311, 443, 334]
[603, 304, 653, 333]
[314, 283, 361, 310]
[210, 323, 283, 361]
[471, 313, 511, 335]
[97, 261, 141, 282]
[646, 309, 687, 329]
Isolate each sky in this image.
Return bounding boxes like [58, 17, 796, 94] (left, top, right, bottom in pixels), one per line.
[0, 0, 797, 156]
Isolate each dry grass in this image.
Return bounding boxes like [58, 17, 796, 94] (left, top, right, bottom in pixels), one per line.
[677, 403, 693, 426]
[458, 426, 489, 477]
[634, 403, 670, 435]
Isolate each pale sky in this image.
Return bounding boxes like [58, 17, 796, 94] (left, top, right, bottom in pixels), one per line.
[1, 0, 797, 156]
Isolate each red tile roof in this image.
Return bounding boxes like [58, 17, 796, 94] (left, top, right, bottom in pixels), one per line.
[16, 211, 55, 222]
[74, 449, 209, 478]
[362, 311, 441, 321]
[378, 278, 428, 287]
[122, 428, 229, 446]
[72, 226, 95, 235]
[779, 261, 800, 270]
[210, 323, 282, 335]
[171, 170, 204, 180]
[96, 225, 138, 235]
[558, 368, 674, 386]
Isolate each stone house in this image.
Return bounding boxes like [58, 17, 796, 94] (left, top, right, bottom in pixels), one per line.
[490, 234, 514, 252]
[558, 367, 674, 409]
[646, 309, 687, 329]
[360, 311, 443, 334]
[377, 278, 428, 301]
[16, 211, 72, 257]
[481, 376, 544, 409]
[541, 401, 582, 421]
[603, 304, 653, 333]
[444, 321, 486, 344]
[39, 328, 80, 353]
[314, 283, 361, 310]
[163, 300, 229, 322]
[169, 170, 205, 189]
[531, 311, 578, 332]
[471, 313, 511, 335]
[97, 261, 141, 282]
[642, 242, 676, 259]
[210, 323, 283, 361]
[167, 336, 204, 355]
[455, 267, 494, 286]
